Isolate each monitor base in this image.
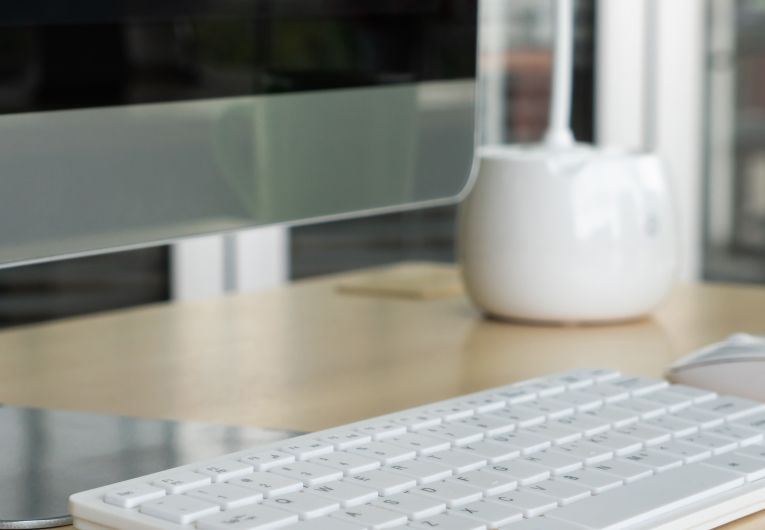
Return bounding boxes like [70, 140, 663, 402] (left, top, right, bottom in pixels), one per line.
[0, 405, 298, 529]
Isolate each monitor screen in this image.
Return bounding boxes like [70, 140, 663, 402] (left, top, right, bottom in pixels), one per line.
[0, 0, 477, 267]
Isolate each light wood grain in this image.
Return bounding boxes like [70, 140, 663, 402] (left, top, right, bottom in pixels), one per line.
[2, 263, 764, 529]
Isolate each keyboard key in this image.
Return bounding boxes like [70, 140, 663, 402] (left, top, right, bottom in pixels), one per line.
[555, 440, 613, 464]
[523, 478, 591, 505]
[309, 480, 378, 507]
[491, 406, 547, 428]
[641, 389, 696, 412]
[458, 440, 520, 463]
[281, 439, 334, 460]
[311, 451, 381, 475]
[412, 480, 483, 507]
[197, 460, 254, 482]
[196, 504, 298, 530]
[492, 387, 537, 405]
[672, 407, 725, 429]
[696, 396, 765, 420]
[238, 450, 295, 471]
[643, 415, 699, 438]
[347, 469, 416, 495]
[556, 468, 623, 494]
[420, 423, 484, 446]
[349, 441, 417, 464]
[394, 411, 443, 431]
[613, 398, 667, 419]
[457, 395, 507, 414]
[498, 517, 588, 529]
[682, 432, 739, 455]
[458, 414, 515, 436]
[424, 450, 487, 473]
[103, 483, 165, 508]
[409, 513, 485, 530]
[666, 384, 717, 403]
[185, 484, 262, 510]
[333, 503, 409, 528]
[614, 423, 672, 446]
[491, 432, 551, 454]
[584, 406, 640, 428]
[552, 390, 603, 411]
[735, 412, 765, 432]
[489, 491, 557, 518]
[262, 491, 340, 519]
[586, 383, 630, 403]
[426, 402, 476, 421]
[525, 398, 575, 419]
[270, 461, 343, 486]
[609, 375, 668, 396]
[288, 518, 365, 530]
[451, 499, 524, 527]
[522, 379, 567, 397]
[151, 471, 211, 494]
[355, 421, 408, 440]
[622, 450, 683, 472]
[522, 423, 581, 445]
[321, 432, 372, 450]
[227, 471, 303, 497]
[388, 459, 454, 483]
[585, 431, 642, 456]
[450, 469, 517, 495]
[522, 450, 583, 475]
[385, 432, 451, 455]
[708, 424, 764, 446]
[554, 414, 611, 436]
[485, 460, 550, 485]
[550, 370, 599, 389]
[372, 492, 446, 520]
[653, 440, 711, 463]
[704, 452, 765, 481]
[546, 463, 744, 528]
[736, 444, 765, 461]
[592, 459, 653, 483]
[139, 494, 219, 524]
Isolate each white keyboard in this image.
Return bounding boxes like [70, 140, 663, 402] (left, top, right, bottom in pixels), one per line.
[70, 369, 765, 530]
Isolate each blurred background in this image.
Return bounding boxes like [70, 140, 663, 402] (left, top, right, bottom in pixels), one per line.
[0, 0, 761, 328]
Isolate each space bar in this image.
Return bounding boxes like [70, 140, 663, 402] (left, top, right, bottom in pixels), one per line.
[545, 463, 746, 530]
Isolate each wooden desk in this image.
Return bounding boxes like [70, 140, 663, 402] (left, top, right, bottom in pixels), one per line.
[2, 263, 764, 529]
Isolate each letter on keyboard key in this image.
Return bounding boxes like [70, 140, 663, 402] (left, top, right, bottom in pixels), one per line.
[451, 499, 523, 527]
[238, 450, 295, 471]
[388, 458, 453, 483]
[196, 504, 299, 530]
[281, 439, 334, 460]
[270, 462, 343, 486]
[546, 463, 745, 529]
[372, 492, 446, 520]
[413, 479, 484, 507]
[347, 469, 417, 495]
[409, 512, 486, 529]
[311, 451, 381, 475]
[139, 494, 219, 524]
[424, 449, 487, 473]
[487, 460, 550, 485]
[450, 469, 517, 495]
[263, 491, 340, 519]
[227, 471, 303, 497]
[524, 478, 591, 505]
[103, 483, 165, 508]
[309, 480, 378, 507]
[333, 503, 409, 528]
[488, 490, 558, 517]
[151, 470, 211, 494]
[696, 396, 765, 420]
[185, 483, 263, 509]
[703, 452, 765, 481]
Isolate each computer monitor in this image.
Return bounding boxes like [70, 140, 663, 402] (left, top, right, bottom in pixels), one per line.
[0, 0, 478, 269]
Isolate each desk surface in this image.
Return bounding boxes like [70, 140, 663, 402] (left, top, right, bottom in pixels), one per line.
[2, 262, 765, 529]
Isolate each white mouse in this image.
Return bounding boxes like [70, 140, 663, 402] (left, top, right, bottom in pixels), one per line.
[668, 334, 765, 402]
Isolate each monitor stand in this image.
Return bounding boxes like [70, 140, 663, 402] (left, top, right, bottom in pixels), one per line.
[0, 405, 299, 529]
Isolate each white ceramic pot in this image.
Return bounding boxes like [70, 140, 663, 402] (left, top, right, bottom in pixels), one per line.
[458, 144, 677, 323]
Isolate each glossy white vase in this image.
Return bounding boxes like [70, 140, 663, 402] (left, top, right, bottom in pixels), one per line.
[458, 144, 677, 323]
